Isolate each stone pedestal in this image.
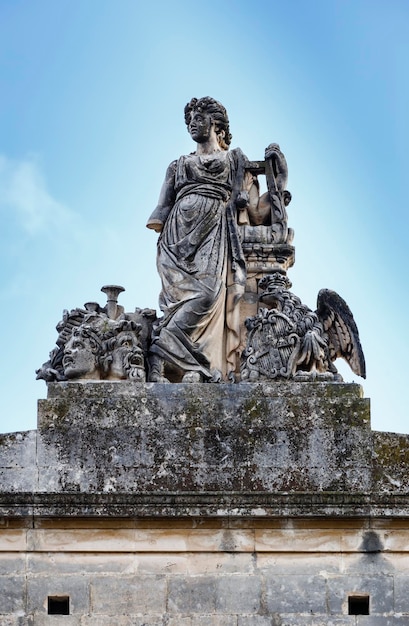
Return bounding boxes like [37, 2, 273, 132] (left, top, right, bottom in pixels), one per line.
[33, 382, 370, 509]
[2, 382, 409, 623]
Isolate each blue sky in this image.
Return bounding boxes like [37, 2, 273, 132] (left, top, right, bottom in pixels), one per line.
[0, 0, 408, 434]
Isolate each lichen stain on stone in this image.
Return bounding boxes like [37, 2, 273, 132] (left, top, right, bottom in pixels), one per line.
[48, 400, 71, 423]
[372, 434, 409, 490]
[239, 387, 271, 426]
[0, 435, 10, 447]
[179, 391, 204, 422]
[331, 400, 370, 428]
[4, 382, 394, 504]
[286, 398, 314, 426]
[322, 382, 363, 400]
[360, 530, 384, 553]
[0, 433, 16, 447]
[220, 529, 237, 552]
[375, 437, 409, 466]
[242, 399, 270, 423]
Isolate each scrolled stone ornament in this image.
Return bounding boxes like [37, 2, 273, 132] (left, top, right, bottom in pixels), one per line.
[241, 308, 301, 382]
[35, 347, 66, 383]
[241, 273, 366, 382]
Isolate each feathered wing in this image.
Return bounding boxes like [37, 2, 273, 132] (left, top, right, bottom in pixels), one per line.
[316, 289, 366, 379]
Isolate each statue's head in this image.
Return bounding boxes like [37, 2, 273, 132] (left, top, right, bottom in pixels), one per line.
[62, 326, 102, 379]
[101, 320, 144, 380]
[184, 97, 231, 150]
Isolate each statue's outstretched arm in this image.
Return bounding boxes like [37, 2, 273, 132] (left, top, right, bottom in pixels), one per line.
[146, 160, 177, 233]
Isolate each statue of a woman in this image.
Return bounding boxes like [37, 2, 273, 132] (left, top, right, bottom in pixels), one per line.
[146, 97, 247, 383]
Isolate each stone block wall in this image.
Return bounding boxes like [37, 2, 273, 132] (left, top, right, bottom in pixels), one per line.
[2, 516, 409, 624]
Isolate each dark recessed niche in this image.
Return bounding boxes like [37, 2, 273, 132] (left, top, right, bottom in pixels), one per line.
[348, 594, 370, 615]
[47, 596, 70, 615]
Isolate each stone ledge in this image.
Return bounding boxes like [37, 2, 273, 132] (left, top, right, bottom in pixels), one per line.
[1, 525, 408, 554]
[45, 380, 365, 399]
[2, 491, 409, 519]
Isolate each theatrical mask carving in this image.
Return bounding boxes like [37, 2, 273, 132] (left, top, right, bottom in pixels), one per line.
[36, 286, 155, 382]
[63, 326, 102, 380]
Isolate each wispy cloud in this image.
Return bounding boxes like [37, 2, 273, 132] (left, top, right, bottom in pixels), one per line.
[0, 154, 75, 235]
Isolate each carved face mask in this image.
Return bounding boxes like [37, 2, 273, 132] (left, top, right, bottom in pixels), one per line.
[63, 336, 99, 379]
[109, 333, 138, 379]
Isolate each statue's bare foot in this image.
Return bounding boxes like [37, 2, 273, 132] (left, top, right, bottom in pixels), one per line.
[182, 371, 202, 383]
[148, 372, 170, 383]
[148, 355, 169, 382]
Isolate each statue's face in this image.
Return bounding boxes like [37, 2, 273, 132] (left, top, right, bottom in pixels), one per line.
[188, 110, 215, 143]
[110, 332, 138, 379]
[63, 334, 98, 379]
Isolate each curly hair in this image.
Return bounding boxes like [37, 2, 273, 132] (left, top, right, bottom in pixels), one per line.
[184, 97, 232, 150]
[68, 325, 102, 355]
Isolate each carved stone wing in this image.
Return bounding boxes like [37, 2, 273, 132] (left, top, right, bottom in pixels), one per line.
[315, 289, 366, 379]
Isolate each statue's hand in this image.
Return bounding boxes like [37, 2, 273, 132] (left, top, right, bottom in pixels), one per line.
[265, 143, 282, 160]
[236, 190, 250, 209]
[265, 143, 288, 191]
[146, 218, 164, 233]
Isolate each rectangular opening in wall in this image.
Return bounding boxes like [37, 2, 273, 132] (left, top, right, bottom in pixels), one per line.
[48, 596, 70, 615]
[348, 594, 370, 615]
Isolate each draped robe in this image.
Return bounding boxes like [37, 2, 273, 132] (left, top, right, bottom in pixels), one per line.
[148, 148, 246, 380]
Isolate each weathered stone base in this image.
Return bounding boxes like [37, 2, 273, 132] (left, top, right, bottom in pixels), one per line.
[1, 382, 409, 622]
[9, 382, 374, 499]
